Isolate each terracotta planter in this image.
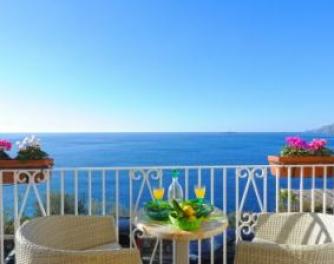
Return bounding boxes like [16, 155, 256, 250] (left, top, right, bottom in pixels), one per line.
[0, 159, 54, 184]
[268, 155, 334, 178]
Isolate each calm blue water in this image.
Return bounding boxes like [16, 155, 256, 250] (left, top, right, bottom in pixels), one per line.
[3, 132, 329, 166]
[1, 133, 334, 216]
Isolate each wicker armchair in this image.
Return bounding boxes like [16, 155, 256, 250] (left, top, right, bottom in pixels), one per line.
[235, 213, 334, 264]
[15, 215, 141, 264]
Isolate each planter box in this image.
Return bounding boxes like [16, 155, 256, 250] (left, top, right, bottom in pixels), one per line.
[0, 159, 54, 184]
[268, 155, 334, 178]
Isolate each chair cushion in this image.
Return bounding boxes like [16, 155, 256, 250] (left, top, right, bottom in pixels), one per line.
[86, 242, 122, 251]
[252, 238, 276, 244]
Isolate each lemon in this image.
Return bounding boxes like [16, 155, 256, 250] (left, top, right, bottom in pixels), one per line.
[182, 205, 195, 217]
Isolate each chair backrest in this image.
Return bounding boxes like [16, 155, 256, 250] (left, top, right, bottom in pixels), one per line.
[255, 213, 334, 245]
[18, 215, 117, 250]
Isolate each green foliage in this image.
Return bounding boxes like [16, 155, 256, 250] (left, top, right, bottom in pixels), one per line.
[16, 146, 49, 160]
[279, 189, 334, 213]
[171, 199, 185, 217]
[280, 146, 310, 157]
[4, 214, 31, 235]
[0, 150, 11, 160]
[279, 190, 298, 211]
[281, 146, 333, 157]
[33, 193, 87, 216]
[33, 192, 129, 217]
[310, 147, 333, 156]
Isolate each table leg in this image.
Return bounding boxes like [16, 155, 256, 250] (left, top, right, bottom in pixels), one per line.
[175, 240, 189, 264]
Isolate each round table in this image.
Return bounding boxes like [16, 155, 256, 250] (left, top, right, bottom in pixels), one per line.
[135, 208, 228, 264]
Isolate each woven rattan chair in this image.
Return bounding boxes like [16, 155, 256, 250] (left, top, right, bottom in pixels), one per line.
[15, 215, 141, 264]
[235, 213, 334, 264]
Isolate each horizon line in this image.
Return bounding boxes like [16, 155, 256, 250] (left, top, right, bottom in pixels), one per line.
[0, 131, 306, 134]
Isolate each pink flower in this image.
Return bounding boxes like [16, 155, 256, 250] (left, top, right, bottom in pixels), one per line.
[308, 139, 327, 151]
[286, 136, 308, 149]
[0, 139, 12, 151]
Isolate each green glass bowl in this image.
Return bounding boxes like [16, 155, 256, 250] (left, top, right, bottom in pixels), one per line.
[169, 216, 202, 231]
[144, 201, 171, 221]
[195, 203, 214, 218]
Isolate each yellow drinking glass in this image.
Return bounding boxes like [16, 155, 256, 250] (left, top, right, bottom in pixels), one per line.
[153, 187, 165, 200]
[194, 185, 206, 202]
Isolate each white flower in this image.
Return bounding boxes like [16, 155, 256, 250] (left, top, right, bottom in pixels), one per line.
[17, 135, 42, 151]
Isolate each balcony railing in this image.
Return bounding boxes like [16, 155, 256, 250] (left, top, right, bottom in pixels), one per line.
[1, 164, 333, 264]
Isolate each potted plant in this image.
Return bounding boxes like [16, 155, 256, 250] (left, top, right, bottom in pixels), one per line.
[0, 140, 12, 160]
[268, 136, 334, 177]
[0, 136, 53, 184]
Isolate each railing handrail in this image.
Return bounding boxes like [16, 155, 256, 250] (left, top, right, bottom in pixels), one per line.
[1, 163, 334, 172]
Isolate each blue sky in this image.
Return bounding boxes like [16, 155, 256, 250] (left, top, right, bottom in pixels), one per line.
[0, 0, 333, 132]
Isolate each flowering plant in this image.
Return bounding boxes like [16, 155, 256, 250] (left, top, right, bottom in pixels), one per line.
[281, 136, 333, 157]
[16, 135, 49, 160]
[0, 139, 12, 160]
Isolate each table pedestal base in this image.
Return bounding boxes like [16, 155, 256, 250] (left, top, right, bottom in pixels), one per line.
[175, 240, 189, 264]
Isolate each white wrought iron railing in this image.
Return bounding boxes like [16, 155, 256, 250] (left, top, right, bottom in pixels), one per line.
[0, 164, 333, 264]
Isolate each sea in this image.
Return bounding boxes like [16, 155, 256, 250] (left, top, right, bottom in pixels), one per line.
[1, 132, 333, 216]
